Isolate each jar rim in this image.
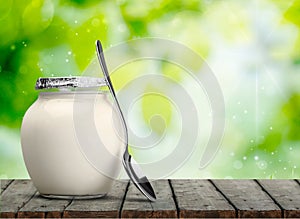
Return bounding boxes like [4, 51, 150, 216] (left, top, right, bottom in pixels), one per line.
[35, 76, 107, 90]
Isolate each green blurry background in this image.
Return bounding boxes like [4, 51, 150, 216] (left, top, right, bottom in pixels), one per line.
[1, 0, 300, 179]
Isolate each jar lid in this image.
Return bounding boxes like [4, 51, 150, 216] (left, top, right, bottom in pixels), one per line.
[35, 76, 107, 90]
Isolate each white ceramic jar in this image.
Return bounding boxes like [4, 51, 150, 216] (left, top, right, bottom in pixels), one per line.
[21, 77, 125, 199]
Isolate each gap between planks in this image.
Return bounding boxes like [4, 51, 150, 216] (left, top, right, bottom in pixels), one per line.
[0, 180, 36, 218]
[212, 179, 282, 218]
[171, 179, 235, 218]
[255, 179, 284, 218]
[118, 181, 130, 218]
[121, 180, 177, 218]
[168, 179, 180, 217]
[209, 179, 239, 218]
[0, 180, 14, 195]
[63, 180, 129, 218]
[257, 179, 300, 218]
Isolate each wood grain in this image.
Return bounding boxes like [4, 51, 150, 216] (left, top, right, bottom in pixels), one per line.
[18, 193, 72, 218]
[121, 180, 177, 218]
[212, 180, 281, 218]
[171, 179, 235, 218]
[1, 180, 13, 194]
[258, 180, 300, 218]
[63, 180, 128, 218]
[0, 180, 36, 218]
[2, 179, 300, 218]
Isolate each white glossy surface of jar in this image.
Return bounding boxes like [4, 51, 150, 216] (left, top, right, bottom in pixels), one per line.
[21, 91, 124, 197]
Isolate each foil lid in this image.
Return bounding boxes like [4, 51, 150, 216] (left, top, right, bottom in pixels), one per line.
[35, 76, 107, 90]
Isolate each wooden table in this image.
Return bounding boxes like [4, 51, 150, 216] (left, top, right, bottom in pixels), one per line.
[1, 179, 300, 218]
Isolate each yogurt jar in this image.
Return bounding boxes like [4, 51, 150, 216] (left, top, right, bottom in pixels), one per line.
[21, 77, 125, 199]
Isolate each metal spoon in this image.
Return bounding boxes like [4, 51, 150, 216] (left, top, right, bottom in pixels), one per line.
[95, 40, 156, 202]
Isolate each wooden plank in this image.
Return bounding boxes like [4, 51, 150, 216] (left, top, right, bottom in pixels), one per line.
[258, 180, 300, 218]
[63, 180, 128, 218]
[171, 179, 235, 218]
[1, 180, 13, 194]
[0, 180, 36, 218]
[17, 193, 72, 218]
[121, 180, 177, 218]
[212, 180, 281, 218]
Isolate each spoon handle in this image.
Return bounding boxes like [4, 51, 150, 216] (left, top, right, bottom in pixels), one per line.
[96, 40, 116, 97]
[95, 40, 128, 142]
